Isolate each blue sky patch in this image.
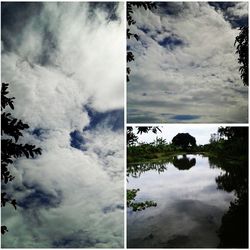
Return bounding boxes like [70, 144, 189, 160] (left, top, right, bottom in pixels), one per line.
[18, 188, 62, 209]
[32, 128, 45, 137]
[84, 105, 123, 132]
[70, 130, 86, 150]
[139, 26, 150, 34]
[70, 106, 123, 150]
[208, 2, 248, 28]
[158, 36, 184, 49]
[171, 115, 201, 121]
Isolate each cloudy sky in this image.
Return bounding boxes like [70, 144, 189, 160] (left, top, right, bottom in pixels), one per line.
[134, 125, 221, 145]
[127, 2, 248, 123]
[1, 2, 124, 248]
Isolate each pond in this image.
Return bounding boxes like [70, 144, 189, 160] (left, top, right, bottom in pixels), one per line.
[127, 154, 248, 248]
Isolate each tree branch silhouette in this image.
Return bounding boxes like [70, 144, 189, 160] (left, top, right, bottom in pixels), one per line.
[127, 126, 161, 211]
[127, 126, 161, 146]
[127, 2, 157, 81]
[235, 26, 248, 86]
[1, 83, 42, 234]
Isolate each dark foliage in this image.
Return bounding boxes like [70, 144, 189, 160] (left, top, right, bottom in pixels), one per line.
[127, 189, 157, 211]
[172, 133, 196, 150]
[1, 83, 42, 234]
[1, 226, 8, 235]
[213, 155, 248, 247]
[211, 127, 249, 157]
[218, 126, 248, 142]
[173, 155, 196, 170]
[235, 26, 248, 86]
[127, 161, 167, 178]
[127, 126, 161, 146]
[218, 192, 248, 248]
[207, 126, 248, 247]
[127, 127, 138, 146]
[127, 2, 157, 81]
[127, 126, 160, 211]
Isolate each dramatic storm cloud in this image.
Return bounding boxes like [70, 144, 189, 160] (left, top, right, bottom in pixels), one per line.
[127, 2, 248, 123]
[1, 2, 124, 248]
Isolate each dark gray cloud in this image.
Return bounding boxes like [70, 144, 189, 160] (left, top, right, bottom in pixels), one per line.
[1, 3, 42, 50]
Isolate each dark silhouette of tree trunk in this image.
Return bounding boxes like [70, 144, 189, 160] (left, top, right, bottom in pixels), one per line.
[1, 83, 42, 234]
[235, 26, 248, 86]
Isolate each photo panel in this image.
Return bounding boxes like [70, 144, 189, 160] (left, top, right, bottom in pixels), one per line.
[127, 2, 248, 123]
[127, 125, 248, 248]
[1, 2, 124, 248]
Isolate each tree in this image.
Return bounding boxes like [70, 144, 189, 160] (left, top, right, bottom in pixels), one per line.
[214, 130, 248, 247]
[218, 126, 248, 141]
[127, 127, 139, 146]
[127, 189, 157, 211]
[1, 83, 42, 234]
[127, 2, 157, 81]
[172, 133, 196, 150]
[173, 155, 196, 170]
[127, 126, 161, 211]
[127, 126, 161, 146]
[235, 26, 248, 86]
[209, 132, 220, 144]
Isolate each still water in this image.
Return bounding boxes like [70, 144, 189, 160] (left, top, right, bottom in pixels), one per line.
[127, 154, 238, 248]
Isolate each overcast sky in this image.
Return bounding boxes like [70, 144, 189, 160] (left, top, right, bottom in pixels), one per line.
[134, 125, 219, 145]
[1, 2, 124, 248]
[127, 2, 248, 123]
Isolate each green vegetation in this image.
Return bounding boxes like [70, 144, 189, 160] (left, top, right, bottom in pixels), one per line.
[127, 126, 162, 211]
[128, 135, 203, 164]
[127, 189, 157, 212]
[127, 127, 248, 164]
[206, 127, 248, 248]
[127, 161, 167, 178]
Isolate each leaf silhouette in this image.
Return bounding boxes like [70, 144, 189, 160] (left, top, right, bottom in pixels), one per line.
[1, 83, 42, 234]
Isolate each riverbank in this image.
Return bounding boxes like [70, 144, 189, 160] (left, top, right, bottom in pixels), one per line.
[127, 150, 208, 164]
[128, 149, 247, 165]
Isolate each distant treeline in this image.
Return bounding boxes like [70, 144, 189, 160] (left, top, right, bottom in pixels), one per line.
[127, 127, 248, 163]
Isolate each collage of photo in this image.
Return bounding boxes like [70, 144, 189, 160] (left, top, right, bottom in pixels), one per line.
[1, 1, 249, 249]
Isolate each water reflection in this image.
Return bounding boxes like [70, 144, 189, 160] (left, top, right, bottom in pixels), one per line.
[127, 162, 168, 211]
[210, 156, 248, 248]
[127, 161, 168, 178]
[173, 154, 196, 170]
[127, 154, 248, 248]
